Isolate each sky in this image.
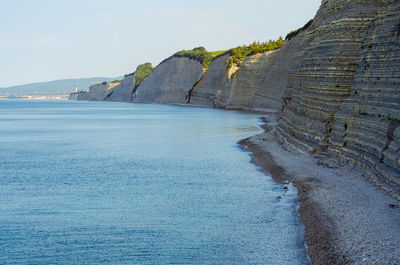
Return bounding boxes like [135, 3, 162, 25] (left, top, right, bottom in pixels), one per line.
[0, 0, 321, 87]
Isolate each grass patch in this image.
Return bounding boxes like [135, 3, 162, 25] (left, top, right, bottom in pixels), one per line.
[135, 63, 154, 86]
[210, 50, 229, 57]
[226, 38, 285, 69]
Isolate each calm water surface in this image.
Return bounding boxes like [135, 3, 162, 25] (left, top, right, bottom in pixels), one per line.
[0, 100, 308, 264]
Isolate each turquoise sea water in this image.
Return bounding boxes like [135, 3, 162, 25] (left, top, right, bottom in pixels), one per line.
[0, 100, 308, 264]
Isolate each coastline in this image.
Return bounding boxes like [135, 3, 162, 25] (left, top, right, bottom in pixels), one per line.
[240, 115, 400, 265]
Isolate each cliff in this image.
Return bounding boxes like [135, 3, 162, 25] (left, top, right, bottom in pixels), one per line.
[276, 0, 400, 197]
[69, 80, 121, 101]
[189, 35, 306, 110]
[329, 0, 400, 196]
[105, 73, 135, 102]
[132, 57, 204, 104]
[229, 31, 307, 110]
[189, 54, 232, 107]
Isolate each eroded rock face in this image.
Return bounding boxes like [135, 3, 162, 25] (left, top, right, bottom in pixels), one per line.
[72, 81, 121, 101]
[228, 32, 308, 110]
[105, 73, 135, 103]
[189, 34, 307, 111]
[133, 57, 204, 104]
[275, 0, 400, 196]
[328, 0, 400, 196]
[277, 0, 380, 153]
[190, 54, 231, 107]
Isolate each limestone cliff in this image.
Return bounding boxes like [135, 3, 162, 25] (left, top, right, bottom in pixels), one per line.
[105, 73, 135, 102]
[328, 0, 400, 197]
[276, 0, 400, 197]
[132, 57, 204, 104]
[70, 81, 121, 101]
[229, 31, 308, 110]
[190, 54, 231, 107]
[189, 33, 307, 111]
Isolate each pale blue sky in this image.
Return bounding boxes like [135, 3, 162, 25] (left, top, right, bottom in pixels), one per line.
[0, 0, 321, 87]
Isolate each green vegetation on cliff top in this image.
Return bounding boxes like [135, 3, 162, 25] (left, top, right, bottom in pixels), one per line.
[173, 40, 286, 71]
[210, 50, 229, 57]
[135, 63, 154, 86]
[174, 47, 217, 70]
[226, 37, 284, 69]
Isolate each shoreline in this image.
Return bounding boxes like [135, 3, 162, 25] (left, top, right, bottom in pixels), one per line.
[240, 115, 400, 265]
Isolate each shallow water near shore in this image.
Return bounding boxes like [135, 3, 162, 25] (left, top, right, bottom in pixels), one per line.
[0, 100, 308, 264]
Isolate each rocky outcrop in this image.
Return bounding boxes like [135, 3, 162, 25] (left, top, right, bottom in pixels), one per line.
[190, 33, 307, 111]
[68, 91, 84, 100]
[105, 73, 135, 102]
[277, 0, 380, 154]
[229, 31, 308, 110]
[71, 81, 121, 101]
[327, 0, 400, 197]
[190, 54, 232, 107]
[132, 57, 204, 104]
[275, 0, 400, 197]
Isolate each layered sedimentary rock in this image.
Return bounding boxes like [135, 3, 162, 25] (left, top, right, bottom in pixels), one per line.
[189, 54, 232, 107]
[133, 57, 204, 104]
[276, 0, 400, 197]
[190, 33, 307, 110]
[71, 81, 121, 101]
[327, 0, 400, 197]
[229, 31, 308, 110]
[105, 73, 135, 102]
[276, 0, 380, 153]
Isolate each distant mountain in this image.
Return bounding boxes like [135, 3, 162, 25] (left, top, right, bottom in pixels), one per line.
[0, 77, 123, 97]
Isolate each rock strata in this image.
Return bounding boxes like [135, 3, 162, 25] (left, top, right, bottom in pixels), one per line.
[105, 73, 136, 102]
[276, 0, 400, 198]
[133, 57, 204, 104]
[328, 0, 400, 198]
[190, 54, 232, 107]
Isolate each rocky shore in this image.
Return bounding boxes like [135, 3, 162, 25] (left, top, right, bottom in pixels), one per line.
[240, 115, 400, 265]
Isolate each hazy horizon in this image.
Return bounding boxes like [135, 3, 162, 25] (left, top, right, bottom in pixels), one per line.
[1, 0, 321, 87]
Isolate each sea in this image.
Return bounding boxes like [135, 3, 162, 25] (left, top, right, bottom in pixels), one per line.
[0, 100, 308, 264]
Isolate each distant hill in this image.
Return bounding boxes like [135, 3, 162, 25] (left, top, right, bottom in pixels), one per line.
[0, 77, 122, 97]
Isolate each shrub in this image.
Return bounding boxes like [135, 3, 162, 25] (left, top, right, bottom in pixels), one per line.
[135, 63, 154, 86]
[226, 37, 285, 69]
[174, 47, 215, 69]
